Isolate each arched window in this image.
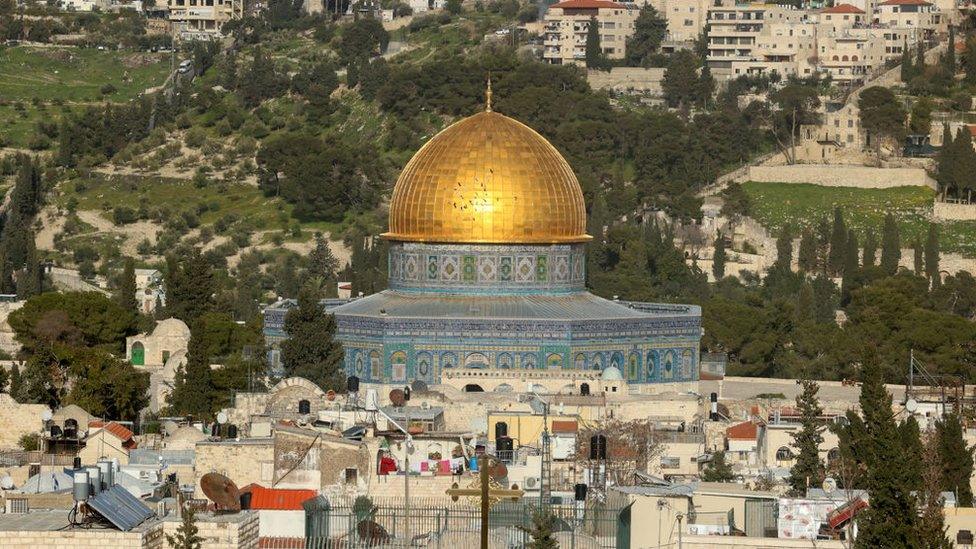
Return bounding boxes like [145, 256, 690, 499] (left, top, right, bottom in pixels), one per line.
[842, 55, 849, 61]
[391, 351, 407, 381]
[131, 342, 145, 366]
[463, 384, 485, 393]
[464, 353, 489, 369]
[776, 446, 794, 460]
[627, 352, 641, 381]
[832, 55, 839, 61]
[851, 55, 858, 61]
[298, 399, 311, 414]
[546, 353, 563, 370]
[369, 350, 381, 380]
[497, 353, 513, 370]
[574, 353, 586, 370]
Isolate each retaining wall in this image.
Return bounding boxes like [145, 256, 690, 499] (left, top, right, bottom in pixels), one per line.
[745, 165, 936, 190]
[934, 202, 976, 221]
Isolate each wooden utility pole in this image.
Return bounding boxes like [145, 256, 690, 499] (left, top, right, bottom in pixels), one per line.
[446, 455, 524, 549]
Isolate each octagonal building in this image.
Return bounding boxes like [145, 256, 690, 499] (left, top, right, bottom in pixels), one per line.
[330, 102, 701, 394]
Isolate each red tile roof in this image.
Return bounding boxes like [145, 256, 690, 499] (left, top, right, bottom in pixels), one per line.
[822, 3, 865, 13]
[878, 0, 932, 5]
[726, 421, 758, 440]
[551, 0, 627, 9]
[89, 421, 135, 445]
[967, 124, 976, 137]
[551, 420, 578, 434]
[241, 484, 317, 511]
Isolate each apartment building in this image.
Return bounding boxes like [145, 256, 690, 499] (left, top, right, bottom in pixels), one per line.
[705, 0, 810, 79]
[875, 0, 943, 38]
[648, 0, 710, 43]
[168, 0, 243, 40]
[543, 0, 639, 65]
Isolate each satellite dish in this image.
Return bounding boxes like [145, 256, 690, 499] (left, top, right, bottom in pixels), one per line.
[326, 390, 336, 401]
[41, 409, 53, 422]
[389, 389, 406, 407]
[487, 458, 508, 480]
[822, 477, 838, 492]
[216, 412, 228, 425]
[410, 380, 428, 393]
[200, 472, 241, 511]
[905, 399, 919, 413]
[0, 475, 13, 490]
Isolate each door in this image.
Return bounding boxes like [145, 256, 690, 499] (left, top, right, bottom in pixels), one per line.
[131, 342, 145, 366]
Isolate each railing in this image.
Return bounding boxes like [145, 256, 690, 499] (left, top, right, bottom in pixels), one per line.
[297, 498, 624, 549]
[0, 451, 72, 467]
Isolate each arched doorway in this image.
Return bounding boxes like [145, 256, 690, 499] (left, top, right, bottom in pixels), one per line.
[131, 342, 145, 366]
[463, 384, 485, 393]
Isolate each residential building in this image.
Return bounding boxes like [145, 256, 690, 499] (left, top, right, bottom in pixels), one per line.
[649, 0, 710, 43]
[875, 0, 942, 38]
[543, 0, 640, 66]
[705, 0, 809, 79]
[134, 268, 164, 315]
[167, 0, 243, 40]
[79, 421, 137, 465]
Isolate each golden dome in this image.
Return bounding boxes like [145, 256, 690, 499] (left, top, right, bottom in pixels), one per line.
[384, 110, 590, 244]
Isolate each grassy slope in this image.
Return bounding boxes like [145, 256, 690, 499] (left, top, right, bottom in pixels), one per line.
[742, 182, 976, 256]
[0, 46, 170, 102]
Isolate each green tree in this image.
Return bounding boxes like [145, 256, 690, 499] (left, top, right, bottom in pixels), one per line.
[964, 35, 976, 85]
[839, 352, 920, 548]
[165, 250, 214, 325]
[238, 47, 287, 108]
[880, 213, 901, 275]
[585, 17, 606, 70]
[900, 39, 915, 82]
[812, 274, 837, 324]
[701, 450, 735, 482]
[795, 281, 815, 323]
[306, 234, 340, 296]
[712, 232, 726, 280]
[65, 348, 148, 420]
[166, 504, 203, 549]
[115, 258, 138, 315]
[862, 230, 877, 267]
[8, 362, 20, 398]
[936, 413, 974, 506]
[8, 292, 137, 354]
[919, 430, 954, 549]
[281, 281, 345, 391]
[662, 50, 701, 110]
[526, 510, 559, 549]
[696, 64, 715, 108]
[898, 415, 923, 492]
[797, 228, 818, 273]
[16, 232, 42, 299]
[445, 0, 461, 14]
[625, 5, 667, 66]
[909, 97, 934, 136]
[828, 207, 847, 276]
[770, 83, 821, 165]
[167, 321, 218, 419]
[840, 230, 859, 305]
[925, 223, 940, 286]
[859, 86, 907, 159]
[788, 380, 825, 495]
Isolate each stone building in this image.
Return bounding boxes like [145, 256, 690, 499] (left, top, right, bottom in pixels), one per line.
[329, 96, 703, 394]
[0, 393, 48, 450]
[542, 0, 640, 66]
[126, 318, 190, 412]
[79, 421, 137, 465]
[134, 268, 164, 315]
[167, 0, 243, 39]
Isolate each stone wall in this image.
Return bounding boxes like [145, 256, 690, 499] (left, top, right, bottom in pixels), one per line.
[193, 440, 275, 498]
[586, 67, 665, 94]
[934, 202, 976, 221]
[160, 512, 259, 549]
[745, 165, 936, 189]
[0, 393, 49, 450]
[1, 523, 162, 548]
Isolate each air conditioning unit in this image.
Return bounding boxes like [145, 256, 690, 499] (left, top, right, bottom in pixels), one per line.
[523, 476, 541, 491]
[420, 402, 431, 411]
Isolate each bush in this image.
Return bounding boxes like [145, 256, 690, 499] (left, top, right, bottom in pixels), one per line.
[952, 91, 972, 112]
[79, 260, 96, 279]
[184, 127, 207, 148]
[100, 83, 117, 95]
[112, 206, 138, 225]
[137, 238, 153, 256]
[73, 245, 100, 263]
[19, 433, 40, 451]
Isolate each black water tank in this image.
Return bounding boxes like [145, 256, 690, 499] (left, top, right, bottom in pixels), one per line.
[50, 425, 63, 438]
[73, 456, 82, 469]
[589, 434, 607, 460]
[240, 492, 253, 510]
[574, 483, 588, 501]
[299, 399, 311, 414]
[495, 421, 508, 439]
[497, 437, 514, 463]
[403, 386, 411, 402]
[227, 424, 238, 439]
[64, 426, 77, 439]
[580, 383, 590, 396]
[347, 376, 360, 393]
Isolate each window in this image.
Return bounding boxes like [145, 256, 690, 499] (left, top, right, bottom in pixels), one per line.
[344, 468, 358, 485]
[660, 456, 680, 469]
[776, 447, 794, 460]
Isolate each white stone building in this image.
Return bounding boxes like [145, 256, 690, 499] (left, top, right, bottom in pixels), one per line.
[543, 0, 639, 66]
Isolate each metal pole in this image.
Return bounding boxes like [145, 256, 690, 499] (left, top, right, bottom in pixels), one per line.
[677, 513, 683, 549]
[405, 410, 411, 545]
[480, 454, 489, 549]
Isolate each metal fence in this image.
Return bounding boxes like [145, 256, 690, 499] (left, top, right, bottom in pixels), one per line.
[293, 496, 625, 549]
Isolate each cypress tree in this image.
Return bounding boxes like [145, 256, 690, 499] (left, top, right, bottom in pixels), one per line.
[15, 232, 41, 299]
[898, 416, 924, 493]
[585, 17, 604, 69]
[880, 213, 901, 275]
[8, 362, 20, 400]
[811, 274, 836, 324]
[828, 207, 847, 276]
[166, 250, 214, 324]
[712, 232, 726, 280]
[166, 504, 204, 549]
[900, 39, 914, 82]
[844, 352, 920, 548]
[925, 223, 940, 286]
[862, 230, 877, 267]
[281, 281, 346, 391]
[115, 258, 138, 315]
[701, 450, 735, 482]
[307, 234, 340, 297]
[916, 42, 926, 74]
[788, 380, 825, 496]
[167, 320, 217, 419]
[775, 224, 794, 271]
[946, 26, 956, 74]
[936, 413, 974, 506]
[840, 230, 858, 305]
[796, 281, 815, 323]
[797, 228, 818, 273]
[913, 236, 924, 275]
[951, 127, 976, 203]
[527, 511, 559, 549]
[919, 430, 954, 549]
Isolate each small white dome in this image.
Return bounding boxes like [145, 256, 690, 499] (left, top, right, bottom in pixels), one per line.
[600, 366, 623, 381]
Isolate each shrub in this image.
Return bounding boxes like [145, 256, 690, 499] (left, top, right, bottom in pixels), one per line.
[100, 83, 117, 95]
[184, 127, 207, 148]
[19, 433, 40, 451]
[112, 206, 138, 225]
